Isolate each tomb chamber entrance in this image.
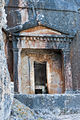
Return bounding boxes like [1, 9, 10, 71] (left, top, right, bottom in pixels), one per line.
[10, 26, 73, 94]
[20, 49, 64, 94]
[34, 61, 48, 94]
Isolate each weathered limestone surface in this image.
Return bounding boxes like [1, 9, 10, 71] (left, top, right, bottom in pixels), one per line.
[10, 96, 80, 120]
[0, 0, 80, 120]
[4, 0, 80, 92]
[0, 0, 13, 120]
[71, 31, 80, 91]
[15, 94, 80, 115]
[10, 98, 36, 120]
[21, 49, 64, 94]
[5, 0, 80, 35]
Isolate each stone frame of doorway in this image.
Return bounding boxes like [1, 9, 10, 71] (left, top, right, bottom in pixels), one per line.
[12, 34, 73, 94]
[20, 49, 64, 94]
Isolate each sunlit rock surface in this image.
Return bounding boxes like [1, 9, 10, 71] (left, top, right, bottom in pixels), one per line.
[0, 0, 13, 120]
[10, 98, 80, 120]
[10, 98, 41, 120]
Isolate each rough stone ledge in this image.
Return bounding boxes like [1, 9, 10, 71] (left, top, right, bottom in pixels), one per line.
[15, 94, 80, 115]
[10, 98, 80, 120]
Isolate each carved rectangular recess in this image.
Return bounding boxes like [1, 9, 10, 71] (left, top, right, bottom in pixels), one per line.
[34, 61, 48, 94]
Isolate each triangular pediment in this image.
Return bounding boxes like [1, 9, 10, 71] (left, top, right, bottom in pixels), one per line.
[20, 26, 61, 35]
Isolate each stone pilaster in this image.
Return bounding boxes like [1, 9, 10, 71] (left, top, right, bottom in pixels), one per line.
[71, 31, 80, 93]
[63, 49, 73, 93]
[12, 36, 19, 93]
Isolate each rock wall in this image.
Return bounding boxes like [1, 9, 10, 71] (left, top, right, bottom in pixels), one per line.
[0, 0, 13, 120]
[21, 49, 64, 94]
[71, 32, 80, 91]
[5, 0, 80, 35]
[10, 98, 80, 120]
[4, 0, 80, 92]
[15, 94, 80, 116]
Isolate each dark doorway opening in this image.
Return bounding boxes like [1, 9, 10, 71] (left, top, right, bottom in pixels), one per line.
[34, 61, 48, 94]
[35, 89, 42, 94]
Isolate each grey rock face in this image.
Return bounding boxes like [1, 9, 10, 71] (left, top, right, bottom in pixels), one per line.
[0, 1, 13, 120]
[5, 0, 80, 35]
[15, 94, 80, 115]
[10, 98, 80, 120]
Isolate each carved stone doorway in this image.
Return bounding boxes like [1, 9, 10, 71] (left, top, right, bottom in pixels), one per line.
[34, 61, 48, 94]
[11, 26, 73, 94]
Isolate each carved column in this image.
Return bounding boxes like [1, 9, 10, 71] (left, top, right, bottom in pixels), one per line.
[12, 36, 19, 93]
[18, 48, 22, 93]
[63, 49, 73, 93]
